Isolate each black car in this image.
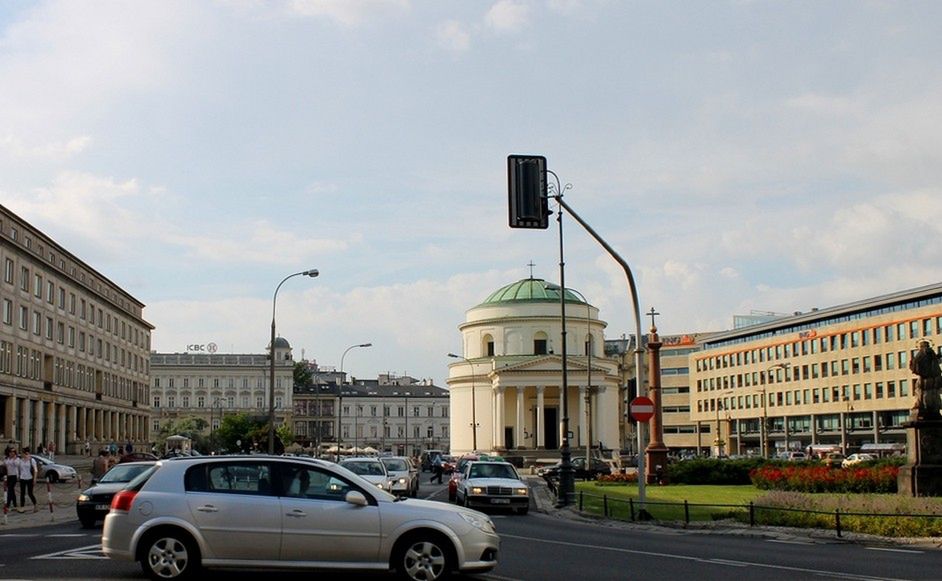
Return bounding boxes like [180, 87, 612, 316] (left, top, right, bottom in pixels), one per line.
[76, 461, 156, 528]
[539, 456, 611, 481]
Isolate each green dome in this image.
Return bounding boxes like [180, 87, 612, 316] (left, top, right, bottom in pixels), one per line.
[477, 278, 588, 307]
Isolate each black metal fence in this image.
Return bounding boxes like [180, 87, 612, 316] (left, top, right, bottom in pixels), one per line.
[575, 491, 942, 538]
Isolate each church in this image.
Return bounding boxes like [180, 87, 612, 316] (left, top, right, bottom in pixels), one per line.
[447, 277, 623, 456]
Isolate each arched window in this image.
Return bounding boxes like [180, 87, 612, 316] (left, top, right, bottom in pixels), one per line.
[534, 332, 548, 355]
[483, 334, 495, 357]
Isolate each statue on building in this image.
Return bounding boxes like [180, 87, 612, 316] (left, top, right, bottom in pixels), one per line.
[910, 340, 942, 420]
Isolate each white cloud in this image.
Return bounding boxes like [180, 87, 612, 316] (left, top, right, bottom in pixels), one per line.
[0, 134, 92, 159]
[485, 0, 531, 33]
[436, 20, 472, 52]
[284, 0, 410, 27]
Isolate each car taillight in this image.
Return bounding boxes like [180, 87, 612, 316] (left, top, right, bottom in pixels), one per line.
[111, 490, 138, 512]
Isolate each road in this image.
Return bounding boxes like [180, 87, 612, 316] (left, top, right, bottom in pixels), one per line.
[2, 475, 940, 580]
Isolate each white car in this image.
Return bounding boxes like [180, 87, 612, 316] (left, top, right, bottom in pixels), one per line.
[842, 453, 877, 468]
[455, 461, 529, 515]
[339, 457, 392, 492]
[102, 455, 499, 580]
[381, 456, 418, 497]
[33, 455, 77, 483]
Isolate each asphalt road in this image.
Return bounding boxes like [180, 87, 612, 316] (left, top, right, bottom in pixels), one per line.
[2, 475, 940, 580]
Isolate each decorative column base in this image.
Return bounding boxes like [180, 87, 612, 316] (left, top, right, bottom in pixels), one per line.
[644, 445, 670, 484]
[898, 420, 942, 497]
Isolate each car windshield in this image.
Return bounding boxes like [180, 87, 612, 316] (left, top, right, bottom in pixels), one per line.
[469, 463, 517, 479]
[100, 464, 153, 483]
[381, 458, 409, 472]
[343, 461, 385, 476]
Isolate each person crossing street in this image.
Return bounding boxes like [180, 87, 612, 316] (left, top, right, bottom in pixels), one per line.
[16, 448, 38, 513]
[3, 447, 19, 511]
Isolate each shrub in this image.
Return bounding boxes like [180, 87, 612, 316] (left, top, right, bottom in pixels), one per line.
[596, 472, 638, 485]
[667, 458, 767, 485]
[750, 464, 899, 493]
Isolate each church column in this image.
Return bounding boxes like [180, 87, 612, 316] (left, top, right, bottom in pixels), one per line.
[578, 386, 587, 447]
[19, 399, 31, 447]
[536, 386, 545, 449]
[495, 386, 505, 450]
[515, 388, 525, 450]
[68, 405, 78, 453]
[33, 400, 44, 449]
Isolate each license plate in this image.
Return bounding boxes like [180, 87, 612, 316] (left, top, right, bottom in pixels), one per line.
[95, 504, 110, 511]
[490, 498, 510, 504]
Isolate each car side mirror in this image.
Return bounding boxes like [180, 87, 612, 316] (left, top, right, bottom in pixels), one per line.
[345, 490, 368, 507]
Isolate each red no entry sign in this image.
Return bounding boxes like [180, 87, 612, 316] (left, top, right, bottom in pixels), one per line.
[630, 396, 655, 422]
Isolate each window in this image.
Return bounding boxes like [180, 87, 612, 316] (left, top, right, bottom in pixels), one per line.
[3, 259, 12, 284]
[20, 267, 29, 291]
[1, 299, 10, 325]
[19, 306, 28, 330]
[533, 338, 547, 355]
[46, 281, 54, 303]
[153, 396, 161, 408]
[187, 462, 273, 496]
[32, 311, 41, 335]
[33, 274, 42, 298]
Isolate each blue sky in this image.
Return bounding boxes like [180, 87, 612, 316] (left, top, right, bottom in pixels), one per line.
[3, 1, 941, 383]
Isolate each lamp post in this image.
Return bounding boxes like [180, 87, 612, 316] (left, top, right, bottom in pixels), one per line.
[210, 397, 222, 454]
[448, 353, 478, 451]
[713, 402, 725, 457]
[552, 285, 594, 465]
[338, 343, 372, 460]
[269, 268, 319, 455]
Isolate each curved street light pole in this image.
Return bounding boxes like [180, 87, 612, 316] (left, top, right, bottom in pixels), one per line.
[448, 353, 477, 451]
[269, 269, 319, 455]
[338, 343, 372, 461]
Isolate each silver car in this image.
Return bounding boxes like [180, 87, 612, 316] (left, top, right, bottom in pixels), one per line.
[455, 461, 529, 515]
[381, 456, 419, 497]
[340, 457, 393, 492]
[33, 455, 77, 483]
[102, 455, 499, 580]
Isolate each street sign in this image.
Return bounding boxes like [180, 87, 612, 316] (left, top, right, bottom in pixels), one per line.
[630, 396, 655, 422]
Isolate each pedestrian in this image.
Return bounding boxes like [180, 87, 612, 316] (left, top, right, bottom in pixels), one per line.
[125, 440, 133, 454]
[84, 439, 90, 457]
[36, 443, 44, 457]
[3, 447, 19, 511]
[47, 441, 55, 461]
[17, 448, 38, 512]
[430, 454, 443, 484]
[91, 449, 110, 481]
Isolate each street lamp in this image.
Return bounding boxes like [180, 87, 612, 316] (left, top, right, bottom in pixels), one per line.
[210, 398, 222, 454]
[552, 285, 594, 465]
[448, 353, 478, 451]
[269, 268, 319, 455]
[713, 401, 725, 457]
[338, 343, 372, 460]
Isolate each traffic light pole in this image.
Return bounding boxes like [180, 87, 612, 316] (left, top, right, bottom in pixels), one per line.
[552, 195, 647, 509]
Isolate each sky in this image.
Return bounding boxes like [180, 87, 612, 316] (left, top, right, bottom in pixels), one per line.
[2, 1, 942, 385]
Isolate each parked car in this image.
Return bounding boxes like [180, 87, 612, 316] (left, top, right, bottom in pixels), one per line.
[842, 453, 877, 468]
[779, 451, 808, 462]
[822, 452, 845, 468]
[539, 456, 611, 480]
[76, 461, 156, 528]
[441, 455, 458, 474]
[101, 455, 499, 581]
[380, 456, 418, 497]
[118, 452, 159, 464]
[340, 457, 392, 492]
[454, 460, 529, 515]
[33, 455, 77, 483]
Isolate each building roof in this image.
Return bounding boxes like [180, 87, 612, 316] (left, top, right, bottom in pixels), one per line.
[272, 337, 291, 349]
[476, 277, 588, 307]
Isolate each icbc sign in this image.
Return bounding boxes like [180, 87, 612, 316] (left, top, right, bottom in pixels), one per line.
[186, 342, 218, 354]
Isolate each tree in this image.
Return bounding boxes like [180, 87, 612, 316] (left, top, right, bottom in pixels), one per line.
[294, 361, 313, 388]
[276, 423, 295, 448]
[216, 413, 264, 453]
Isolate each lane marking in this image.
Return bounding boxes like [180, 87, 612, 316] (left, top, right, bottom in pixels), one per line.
[709, 559, 750, 567]
[865, 547, 923, 554]
[500, 533, 907, 581]
[768, 539, 815, 546]
[30, 544, 106, 560]
[48, 534, 88, 538]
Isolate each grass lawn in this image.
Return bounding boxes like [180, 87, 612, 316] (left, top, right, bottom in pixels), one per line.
[573, 482, 763, 522]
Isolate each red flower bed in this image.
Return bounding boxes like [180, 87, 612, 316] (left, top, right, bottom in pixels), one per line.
[750, 465, 899, 493]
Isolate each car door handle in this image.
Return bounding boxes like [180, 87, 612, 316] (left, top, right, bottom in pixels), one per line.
[286, 509, 307, 518]
[196, 505, 219, 513]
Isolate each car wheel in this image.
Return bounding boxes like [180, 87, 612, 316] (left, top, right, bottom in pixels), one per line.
[139, 529, 200, 581]
[394, 533, 453, 581]
[46, 471, 59, 484]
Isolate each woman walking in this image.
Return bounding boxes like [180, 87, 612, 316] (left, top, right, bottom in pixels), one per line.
[17, 448, 38, 512]
[3, 448, 18, 511]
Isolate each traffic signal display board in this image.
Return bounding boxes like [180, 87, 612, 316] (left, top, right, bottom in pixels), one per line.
[507, 154, 549, 229]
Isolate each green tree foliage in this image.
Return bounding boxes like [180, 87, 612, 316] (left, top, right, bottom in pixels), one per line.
[276, 423, 295, 447]
[216, 413, 264, 453]
[294, 361, 313, 388]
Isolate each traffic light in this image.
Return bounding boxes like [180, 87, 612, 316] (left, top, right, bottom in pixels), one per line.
[626, 378, 638, 424]
[507, 154, 549, 229]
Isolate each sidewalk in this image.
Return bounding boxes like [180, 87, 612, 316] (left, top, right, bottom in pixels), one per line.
[1, 454, 94, 530]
